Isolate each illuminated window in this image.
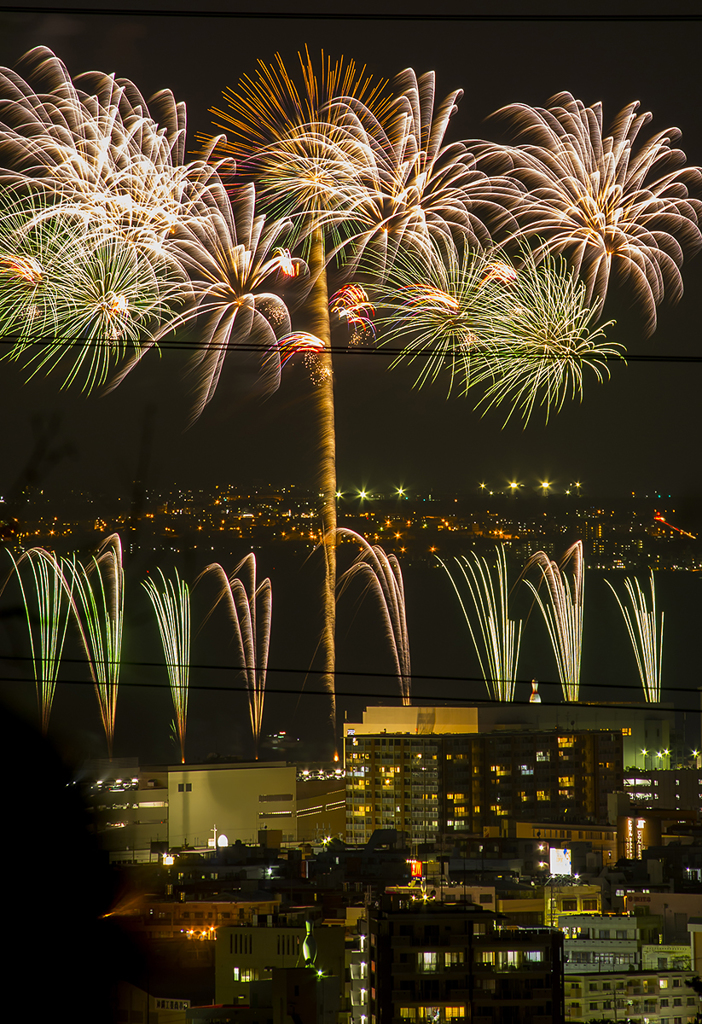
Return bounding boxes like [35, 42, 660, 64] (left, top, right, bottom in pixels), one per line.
[418, 952, 438, 973]
[537, 790, 549, 801]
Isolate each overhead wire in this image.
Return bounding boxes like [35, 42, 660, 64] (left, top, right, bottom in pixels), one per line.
[0, 333, 698, 363]
[0, 650, 698, 702]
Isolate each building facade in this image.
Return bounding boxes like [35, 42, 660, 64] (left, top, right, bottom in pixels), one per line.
[345, 727, 622, 844]
[367, 896, 563, 1023]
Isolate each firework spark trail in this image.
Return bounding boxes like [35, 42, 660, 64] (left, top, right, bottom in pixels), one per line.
[143, 568, 190, 764]
[372, 239, 619, 422]
[63, 533, 124, 758]
[606, 572, 663, 704]
[477, 92, 702, 334]
[438, 547, 521, 703]
[196, 554, 271, 757]
[204, 53, 396, 738]
[307, 227, 337, 728]
[336, 528, 411, 705]
[522, 541, 584, 703]
[2, 547, 73, 734]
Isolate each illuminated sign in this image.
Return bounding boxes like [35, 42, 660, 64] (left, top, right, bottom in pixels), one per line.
[549, 847, 572, 875]
[408, 859, 423, 879]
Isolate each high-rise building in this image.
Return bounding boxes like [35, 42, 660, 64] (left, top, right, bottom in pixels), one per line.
[344, 719, 622, 844]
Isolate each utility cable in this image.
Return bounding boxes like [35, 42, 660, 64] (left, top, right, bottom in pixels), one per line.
[0, 333, 698, 364]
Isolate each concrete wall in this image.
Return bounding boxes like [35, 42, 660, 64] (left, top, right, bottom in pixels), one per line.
[168, 763, 297, 846]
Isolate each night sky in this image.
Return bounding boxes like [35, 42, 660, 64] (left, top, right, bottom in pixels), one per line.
[0, 5, 700, 762]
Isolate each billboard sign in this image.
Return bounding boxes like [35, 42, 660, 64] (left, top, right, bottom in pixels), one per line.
[549, 847, 572, 875]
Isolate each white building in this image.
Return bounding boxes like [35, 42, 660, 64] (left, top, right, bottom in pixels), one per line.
[565, 969, 698, 1023]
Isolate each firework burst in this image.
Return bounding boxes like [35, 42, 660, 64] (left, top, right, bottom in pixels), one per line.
[474, 246, 620, 424]
[109, 181, 305, 419]
[372, 239, 619, 422]
[522, 541, 584, 703]
[0, 47, 223, 245]
[336, 529, 411, 705]
[439, 547, 521, 703]
[324, 68, 520, 276]
[479, 92, 702, 333]
[606, 571, 663, 704]
[143, 568, 191, 763]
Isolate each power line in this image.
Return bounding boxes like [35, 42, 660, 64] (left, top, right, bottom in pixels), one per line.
[0, 670, 697, 715]
[0, 333, 699, 364]
[0, 7, 693, 22]
[0, 650, 697, 699]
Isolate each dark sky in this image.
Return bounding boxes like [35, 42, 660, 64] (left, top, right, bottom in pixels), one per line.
[0, 6, 701, 761]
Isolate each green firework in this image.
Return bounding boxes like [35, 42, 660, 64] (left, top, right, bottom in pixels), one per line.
[143, 568, 191, 764]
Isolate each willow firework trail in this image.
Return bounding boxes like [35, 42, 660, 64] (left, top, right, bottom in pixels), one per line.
[522, 541, 584, 703]
[439, 547, 521, 703]
[477, 92, 702, 334]
[336, 529, 411, 705]
[143, 568, 191, 764]
[2, 547, 73, 734]
[196, 554, 271, 757]
[606, 572, 663, 704]
[273, 331, 325, 370]
[63, 534, 124, 758]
